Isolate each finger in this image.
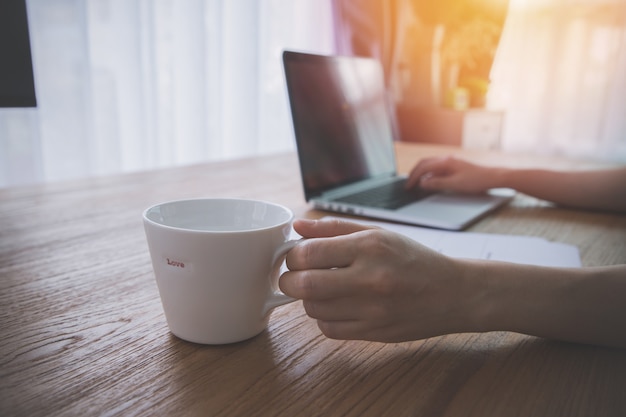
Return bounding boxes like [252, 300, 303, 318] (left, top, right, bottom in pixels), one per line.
[317, 319, 414, 343]
[419, 174, 453, 190]
[293, 218, 374, 239]
[302, 298, 359, 321]
[279, 267, 357, 300]
[286, 232, 360, 270]
[405, 158, 434, 189]
[405, 156, 452, 189]
[316, 319, 360, 340]
[302, 295, 392, 322]
[316, 319, 380, 341]
[287, 220, 379, 271]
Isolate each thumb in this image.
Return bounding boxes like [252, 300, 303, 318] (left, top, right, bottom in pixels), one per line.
[293, 218, 374, 238]
[420, 175, 453, 190]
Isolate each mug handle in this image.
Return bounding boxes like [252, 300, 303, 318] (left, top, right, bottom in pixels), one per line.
[263, 239, 301, 315]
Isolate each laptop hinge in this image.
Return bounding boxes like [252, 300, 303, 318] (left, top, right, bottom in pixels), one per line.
[318, 174, 402, 201]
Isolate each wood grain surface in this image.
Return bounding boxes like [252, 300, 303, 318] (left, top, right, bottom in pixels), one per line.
[1, 142, 625, 416]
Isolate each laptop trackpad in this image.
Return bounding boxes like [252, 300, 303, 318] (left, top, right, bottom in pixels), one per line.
[396, 193, 502, 220]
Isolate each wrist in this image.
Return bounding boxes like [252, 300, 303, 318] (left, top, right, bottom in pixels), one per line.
[455, 260, 572, 337]
[450, 258, 498, 334]
[489, 167, 513, 189]
[454, 258, 532, 335]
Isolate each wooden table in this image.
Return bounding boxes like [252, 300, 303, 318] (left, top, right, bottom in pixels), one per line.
[1, 142, 625, 416]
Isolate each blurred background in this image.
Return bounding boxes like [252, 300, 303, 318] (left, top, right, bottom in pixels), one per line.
[1, 0, 625, 188]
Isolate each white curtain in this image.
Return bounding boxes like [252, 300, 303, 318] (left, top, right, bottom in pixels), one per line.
[0, 0, 334, 187]
[489, 0, 626, 162]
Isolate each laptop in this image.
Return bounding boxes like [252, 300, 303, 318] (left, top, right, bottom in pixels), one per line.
[282, 50, 513, 230]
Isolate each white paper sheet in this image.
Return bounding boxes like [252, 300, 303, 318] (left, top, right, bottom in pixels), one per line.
[291, 217, 581, 268]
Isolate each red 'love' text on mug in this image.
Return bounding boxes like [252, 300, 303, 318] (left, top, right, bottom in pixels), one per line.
[166, 258, 185, 268]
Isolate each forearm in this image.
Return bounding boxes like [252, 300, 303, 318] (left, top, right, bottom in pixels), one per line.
[461, 260, 626, 348]
[491, 167, 626, 212]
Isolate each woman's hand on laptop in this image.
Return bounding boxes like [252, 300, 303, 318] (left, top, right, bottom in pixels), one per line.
[405, 156, 502, 194]
[406, 156, 626, 212]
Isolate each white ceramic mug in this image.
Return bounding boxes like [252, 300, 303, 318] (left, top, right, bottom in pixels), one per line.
[143, 198, 298, 344]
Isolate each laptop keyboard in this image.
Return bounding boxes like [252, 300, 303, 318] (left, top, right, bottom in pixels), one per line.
[333, 178, 434, 210]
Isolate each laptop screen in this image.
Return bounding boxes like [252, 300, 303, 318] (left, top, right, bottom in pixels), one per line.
[283, 51, 397, 200]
